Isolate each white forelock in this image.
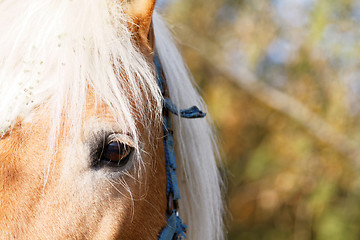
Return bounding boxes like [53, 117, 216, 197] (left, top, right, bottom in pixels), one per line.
[0, 0, 161, 141]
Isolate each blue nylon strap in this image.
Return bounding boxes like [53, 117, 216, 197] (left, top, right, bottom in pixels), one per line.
[163, 112, 181, 200]
[163, 98, 206, 119]
[154, 52, 205, 240]
[159, 211, 187, 240]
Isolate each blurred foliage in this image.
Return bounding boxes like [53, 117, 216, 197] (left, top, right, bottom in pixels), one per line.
[159, 0, 360, 239]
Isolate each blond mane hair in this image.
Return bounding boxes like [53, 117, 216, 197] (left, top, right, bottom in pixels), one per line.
[0, 0, 224, 239]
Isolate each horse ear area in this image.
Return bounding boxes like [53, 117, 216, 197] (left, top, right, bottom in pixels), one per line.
[125, 0, 156, 52]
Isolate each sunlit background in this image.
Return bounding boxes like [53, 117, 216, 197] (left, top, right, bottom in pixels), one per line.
[157, 0, 360, 239]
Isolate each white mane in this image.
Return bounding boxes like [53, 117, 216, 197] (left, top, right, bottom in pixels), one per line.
[153, 12, 224, 240]
[0, 0, 224, 239]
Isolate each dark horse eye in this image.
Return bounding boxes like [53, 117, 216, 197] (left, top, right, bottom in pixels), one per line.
[93, 134, 134, 169]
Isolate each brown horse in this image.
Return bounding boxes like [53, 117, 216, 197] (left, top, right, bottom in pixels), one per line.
[0, 0, 224, 239]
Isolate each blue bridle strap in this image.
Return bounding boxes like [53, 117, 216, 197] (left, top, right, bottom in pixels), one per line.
[163, 98, 206, 119]
[154, 52, 205, 240]
[159, 210, 186, 240]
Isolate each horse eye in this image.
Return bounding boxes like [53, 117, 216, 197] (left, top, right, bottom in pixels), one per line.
[93, 135, 134, 169]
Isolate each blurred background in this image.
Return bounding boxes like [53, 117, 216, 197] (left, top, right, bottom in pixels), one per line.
[157, 0, 360, 239]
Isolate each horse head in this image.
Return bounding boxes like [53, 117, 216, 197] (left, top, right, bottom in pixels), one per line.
[0, 0, 224, 239]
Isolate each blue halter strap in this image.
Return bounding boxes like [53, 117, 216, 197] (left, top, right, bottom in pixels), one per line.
[154, 52, 206, 240]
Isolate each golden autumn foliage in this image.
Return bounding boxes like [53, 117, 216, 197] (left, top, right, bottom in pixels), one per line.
[159, 0, 360, 239]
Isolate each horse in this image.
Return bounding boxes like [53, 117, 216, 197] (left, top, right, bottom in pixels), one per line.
[0, 0, 224, 239]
